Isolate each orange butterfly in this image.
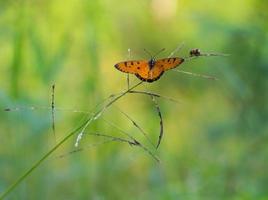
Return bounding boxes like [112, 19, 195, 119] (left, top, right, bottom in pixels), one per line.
[114, 49, 184, 83]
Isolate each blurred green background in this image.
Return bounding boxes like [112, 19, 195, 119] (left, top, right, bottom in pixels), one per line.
[0, 0, 267, 199]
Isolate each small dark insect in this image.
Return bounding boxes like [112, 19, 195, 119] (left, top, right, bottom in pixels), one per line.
[189, 48, 201, 57]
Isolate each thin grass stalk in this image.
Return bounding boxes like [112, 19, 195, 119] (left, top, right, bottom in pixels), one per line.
[0, 81, 143, 199]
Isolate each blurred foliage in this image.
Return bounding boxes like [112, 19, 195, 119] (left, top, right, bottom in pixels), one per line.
[0, 0, 267, 199]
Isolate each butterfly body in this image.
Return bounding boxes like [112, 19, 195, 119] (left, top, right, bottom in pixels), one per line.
[148, 58, 156, 70]
[114, 57, 184, 83]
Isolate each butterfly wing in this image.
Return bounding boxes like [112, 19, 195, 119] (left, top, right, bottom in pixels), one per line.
[114, 60, 148, 74]
[136, 62, 164, 82]
[114, 60, 156, 82]
[137, 57, 184, 82]
[155, 57, 184, 71]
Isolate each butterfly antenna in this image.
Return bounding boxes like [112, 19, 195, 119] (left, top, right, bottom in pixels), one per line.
[153, 48, 165, 59]
[144, 49, 152, 58]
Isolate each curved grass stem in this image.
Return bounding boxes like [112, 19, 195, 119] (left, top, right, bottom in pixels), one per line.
[0, 81, 143, 200]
